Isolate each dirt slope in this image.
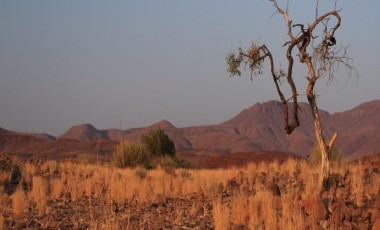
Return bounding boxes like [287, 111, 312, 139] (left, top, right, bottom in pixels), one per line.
[1, 100, 379, 160]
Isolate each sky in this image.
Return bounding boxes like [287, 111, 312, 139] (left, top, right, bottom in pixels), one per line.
[0, 0, 379, 136]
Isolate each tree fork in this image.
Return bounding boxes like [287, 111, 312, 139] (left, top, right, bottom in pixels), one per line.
[226, 0, 357, 185]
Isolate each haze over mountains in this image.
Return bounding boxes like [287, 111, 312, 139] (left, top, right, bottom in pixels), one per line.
[1, 100, 379, 160]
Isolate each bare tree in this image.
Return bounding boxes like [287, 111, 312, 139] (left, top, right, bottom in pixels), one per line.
[226, 0, 357, 181]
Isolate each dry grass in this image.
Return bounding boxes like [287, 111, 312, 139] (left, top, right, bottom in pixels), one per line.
[11, 187, 28, 216]
[0, 213, 3, 229]
[0, 155, 379, 229]
[30, 175, 48, 216]
[0, 170, 12, 185]
[213, 198, 230, 230]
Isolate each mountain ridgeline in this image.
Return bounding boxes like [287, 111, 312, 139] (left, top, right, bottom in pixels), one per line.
[1, 100, 379, 160]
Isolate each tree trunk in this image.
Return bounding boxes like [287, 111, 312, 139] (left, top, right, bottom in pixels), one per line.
[308, 95, 330, 180]
[304, 59, 332, 181]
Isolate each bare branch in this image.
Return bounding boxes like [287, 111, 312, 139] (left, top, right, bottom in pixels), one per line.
[328, 132, 338, 151]
[316, 0, 320, 19]
[226, 0, 358, 181]
[286, 0, 290, 14]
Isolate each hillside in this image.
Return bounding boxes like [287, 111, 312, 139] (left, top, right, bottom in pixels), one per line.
[0, 100, 379, 160]
[0, 128, 116, 160]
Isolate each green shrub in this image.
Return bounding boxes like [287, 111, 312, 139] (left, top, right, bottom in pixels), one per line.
[157, 155, 193, 169]
[141, 128, 175, 157]
[311, 145, 342, 167]
[112, 141, 151, 168]
[112, 129, 188, 170]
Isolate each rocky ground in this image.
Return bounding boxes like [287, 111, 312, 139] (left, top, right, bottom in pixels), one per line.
[1, 192, 214, 229]
[0, 155, 379, 229]
[304, 170, 380, 229]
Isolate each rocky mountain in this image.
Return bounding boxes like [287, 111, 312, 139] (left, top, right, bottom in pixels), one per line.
[331, 100, 380, 159]
[58, 123, 108, 141]
[0, 100, 379, 160]
[0, 128, 116, 160]
[19, 132, 56, 141]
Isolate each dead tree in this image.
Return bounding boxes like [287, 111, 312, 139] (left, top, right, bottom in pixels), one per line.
[226, 0, 357, 181]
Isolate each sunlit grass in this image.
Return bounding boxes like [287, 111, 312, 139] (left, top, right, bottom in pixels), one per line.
[0, 154, 379, 229]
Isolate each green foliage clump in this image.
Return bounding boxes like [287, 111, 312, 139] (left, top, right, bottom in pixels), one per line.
[141, 128, 175, 157]
[311, 145, 342, 167]
[112, 128, 191, 169]
[112, 141, 151, 169]
[226, 42, 267, 78]
[157, 155, 192, 170]
[226, 52, 243, 76]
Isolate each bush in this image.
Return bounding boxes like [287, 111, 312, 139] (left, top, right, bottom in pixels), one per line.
[112, 129, 187, 169]
[311, 145, 342, 167]
[112, 141, 151, 168]
[141, 128, 175, 157]
[157, 155, 193, 169]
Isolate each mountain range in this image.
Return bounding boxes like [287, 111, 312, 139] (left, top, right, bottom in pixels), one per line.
[1, 100, 379, 161]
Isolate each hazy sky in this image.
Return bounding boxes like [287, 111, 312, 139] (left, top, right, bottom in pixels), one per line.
[1, 0, 379, 136]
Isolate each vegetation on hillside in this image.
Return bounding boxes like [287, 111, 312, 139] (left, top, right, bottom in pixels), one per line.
[111, 128, 188, 169]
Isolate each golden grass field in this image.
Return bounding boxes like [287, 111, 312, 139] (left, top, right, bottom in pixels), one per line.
[1, 154, 379, 229]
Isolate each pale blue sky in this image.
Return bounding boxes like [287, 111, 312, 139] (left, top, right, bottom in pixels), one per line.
[1, 0, 379, 135]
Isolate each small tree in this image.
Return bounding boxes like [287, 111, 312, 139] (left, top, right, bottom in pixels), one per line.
[226, 0, 357, 181]
[141, 128, 175, 157]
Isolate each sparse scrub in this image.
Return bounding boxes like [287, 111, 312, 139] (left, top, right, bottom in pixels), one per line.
[50, 178, 64, 199]
[30, 176, 48, 216]
[11, 187, 28, 216]
[157, 155, 193, 171]
[112, 129, 191, 170]
[213, 198, 230, 230]
[0, 154, 378, 229]
[311, 145, 342, 167]
[112, 141, 152, 169]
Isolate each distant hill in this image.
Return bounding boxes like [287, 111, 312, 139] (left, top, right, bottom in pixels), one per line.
[331, 100, 380, 159]
[0, 128, 115, 160]
[0, 100, 379, 161]
[19, 132, 56, 141]
[58, 123, 108, 141]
